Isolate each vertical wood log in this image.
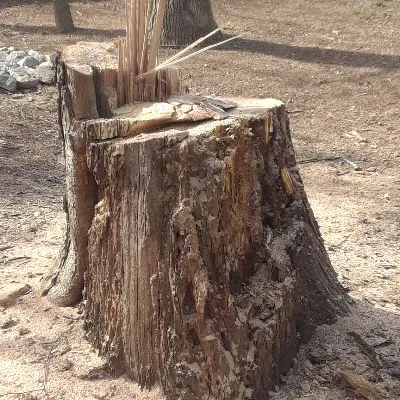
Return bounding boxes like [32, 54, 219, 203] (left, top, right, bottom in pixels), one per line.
[42, 43, 118, 305]
[44, 42, 349, 399]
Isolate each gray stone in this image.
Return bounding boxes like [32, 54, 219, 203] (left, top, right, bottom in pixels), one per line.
[0, 47, 10, 53]
[0, 62, 11, 74]
[45, 53, 58, 66]
[16, 75, 39, 89]
[28, 49, 46, 64]
[0, 51, 8, 62]
[9, 65, 27, 76]
[9, 66, 39, 89]
[6, 50, 28, 64]
[17, 55, 40, 68]
[0, 73, 17, 92]
[34, 61, 56, 84]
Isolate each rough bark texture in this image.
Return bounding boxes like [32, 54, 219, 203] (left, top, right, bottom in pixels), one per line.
[155, 0, 222, 46]
[54, 0, 75, 33]
[45, 42, 349, 399]
[41, 43, 118, 305]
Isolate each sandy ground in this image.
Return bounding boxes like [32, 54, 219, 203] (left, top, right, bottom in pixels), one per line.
[0, 0, 399, 399]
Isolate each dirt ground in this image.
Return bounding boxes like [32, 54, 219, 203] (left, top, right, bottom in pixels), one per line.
[0, 0, 399, 399]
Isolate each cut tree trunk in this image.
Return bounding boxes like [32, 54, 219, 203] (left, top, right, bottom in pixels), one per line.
[43, 42, 349, 399]
[54, 0, 75, 33]
[153, 0, 222, 46]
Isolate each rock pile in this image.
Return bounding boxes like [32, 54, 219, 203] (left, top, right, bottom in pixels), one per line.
[0, 47, 57, 93]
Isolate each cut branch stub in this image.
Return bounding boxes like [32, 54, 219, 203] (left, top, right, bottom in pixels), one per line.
[46, 42, 349, 399]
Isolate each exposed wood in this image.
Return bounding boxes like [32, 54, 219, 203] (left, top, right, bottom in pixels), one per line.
[281, 166, 295, 196]
[65, 63, 98, 120]
[96, 67, 118, 119]
[148, 0, 167, 72]
[156, 28, 221, 68]
[117, 40, 125, 107]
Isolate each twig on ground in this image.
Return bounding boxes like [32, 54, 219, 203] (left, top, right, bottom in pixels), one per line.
[288, 109, 309, 114]
[298, 156, 361, 170]
[6, 256, 32, 262]
[298, 156, 342, 164]
[0, 245, 14, 251]
[342, 158, 361, 170]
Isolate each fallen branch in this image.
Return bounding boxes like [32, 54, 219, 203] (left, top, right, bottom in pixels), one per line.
[338, 369, 384, 400]
[348, 331, 383, 373]
[298, 156, 342, 164]
[6, 256, 32, 262]
[298, 156, 361, 170]
[288, 109, 310, 114]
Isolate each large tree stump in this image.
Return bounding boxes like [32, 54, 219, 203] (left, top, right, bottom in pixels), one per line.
[43, 42, 349, 399]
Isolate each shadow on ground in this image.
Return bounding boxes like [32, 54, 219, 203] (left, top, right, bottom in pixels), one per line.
[2, 24, 399, 70]
[220, 37, 400, 69]
[0, 23, 125, 39]
[0, 0, 102, 8]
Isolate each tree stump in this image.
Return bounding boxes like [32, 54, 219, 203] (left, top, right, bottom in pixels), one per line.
[43, 42, 349, 400]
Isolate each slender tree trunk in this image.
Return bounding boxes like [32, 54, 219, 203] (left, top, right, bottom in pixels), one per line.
[156, 0, 222, 46]
[54, 0, 75, 33]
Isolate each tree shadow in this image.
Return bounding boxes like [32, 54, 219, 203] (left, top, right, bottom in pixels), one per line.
[0, 0, 102, 8]
[0, 23, 125, 38]
[2, 23, 399, 70]
[219, 37, 400, 70]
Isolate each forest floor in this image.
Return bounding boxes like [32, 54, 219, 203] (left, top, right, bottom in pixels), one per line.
[0, 0, 399, 399]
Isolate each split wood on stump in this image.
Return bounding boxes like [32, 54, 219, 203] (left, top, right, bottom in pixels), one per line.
[42, 42, 349, 400]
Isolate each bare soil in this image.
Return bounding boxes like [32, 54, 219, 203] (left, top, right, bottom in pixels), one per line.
[0, 0, 399, 399]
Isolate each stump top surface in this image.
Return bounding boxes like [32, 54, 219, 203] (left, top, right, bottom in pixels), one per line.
[84, 97, 283, 141]
[61, 41, 118, 69]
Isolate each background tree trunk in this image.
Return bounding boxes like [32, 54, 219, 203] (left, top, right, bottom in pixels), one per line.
[44, 42, 349, 399]
[156, 0, 222, 46]
[54, 0, 75, 33]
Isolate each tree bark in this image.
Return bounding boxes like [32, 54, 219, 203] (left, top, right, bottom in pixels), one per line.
[155, 0, 222, 46]
[54, 0, 75, 33]
[41, 42, 117, 305]
[44, 42, 349, 399]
